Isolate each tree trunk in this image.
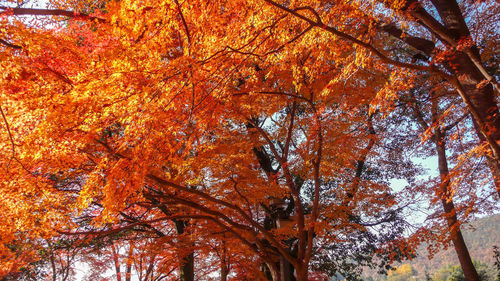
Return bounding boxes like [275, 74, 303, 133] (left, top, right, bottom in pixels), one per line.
[143, 254, 156, 281]
[294, 264, 307, 281]
[220, 260, 228, 281]
[142, 193, 196, 281]
[433, 99, 480, 281]
[175, 220, 195, 281]
[269, 262, 281, 281]
[280, 255, 296, 281]
[220, 239, 228, 281]
[111, 243, 122, 281]
[47, 241, 58, 281]
[125, 242, 134, 281]
[49, 252, 57, 281]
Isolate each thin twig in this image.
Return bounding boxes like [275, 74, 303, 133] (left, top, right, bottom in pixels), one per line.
[0, 105, 15, 170]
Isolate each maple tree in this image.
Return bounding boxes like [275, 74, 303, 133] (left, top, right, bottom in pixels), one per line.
[368, 65, 498, 281]
[0, 0, 498, 280]
[262, 0, 500, 192]
[404, 78, 483, 281]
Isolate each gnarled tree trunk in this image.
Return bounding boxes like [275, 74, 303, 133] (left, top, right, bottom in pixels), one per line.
[175, 219, 195, 281]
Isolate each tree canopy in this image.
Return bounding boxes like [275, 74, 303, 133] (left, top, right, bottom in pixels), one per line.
[0, 0, 498, 280]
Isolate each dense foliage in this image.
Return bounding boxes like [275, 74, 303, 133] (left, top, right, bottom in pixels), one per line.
[0, 0, 498, 280]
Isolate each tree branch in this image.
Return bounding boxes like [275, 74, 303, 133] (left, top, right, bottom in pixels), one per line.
[262, 0, 431, 71]
[0, 6, 106, 22]
[0, 38, 22, 49]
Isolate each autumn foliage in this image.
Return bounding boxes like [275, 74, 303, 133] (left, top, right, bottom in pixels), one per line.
[0, 0, 498, 280]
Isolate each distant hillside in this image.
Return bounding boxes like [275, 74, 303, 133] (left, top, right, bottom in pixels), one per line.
[362, 213, 500, 280]
[410, 213, 500, 277]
